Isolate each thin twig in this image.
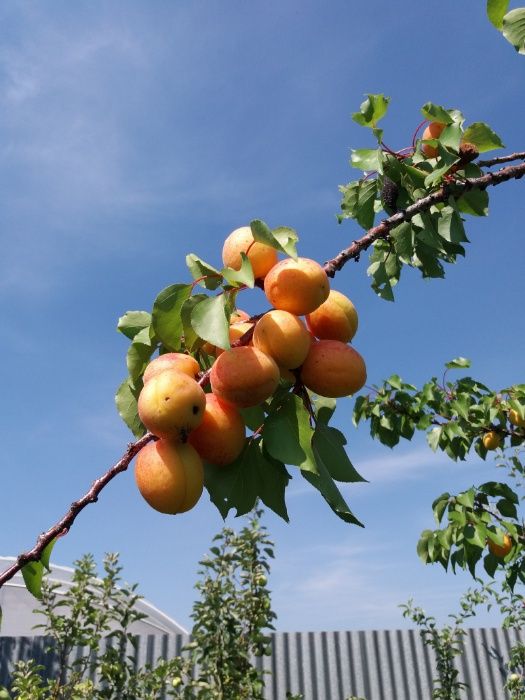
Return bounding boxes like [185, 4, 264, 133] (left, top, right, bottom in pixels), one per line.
[477, 152, 525, 167]
[323, 161, 525, 277]
[0, 432, 154, 588]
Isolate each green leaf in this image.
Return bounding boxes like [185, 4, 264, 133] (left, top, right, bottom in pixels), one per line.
[221, 253, 255, 288]
[487, 0, 509, 28]
[250, 219, 298, 259]
[483, 552, 499, 578]
[302, 461, 363, 527]
[445, 357, 471, 370]
[437, 208, 469, 244]
[420, 103, 455, 125]
[423, 146, 460, 186]
[312, 424, 367, 483]
[239, 405, 266, 432]
[126, 326, 156, 384]
[462, 122, 505, 152]
[432, 493, 450, 525]
[186, 254, 222, 290]
[21, 560, 44, 600]
[180, 294, 207, 351]
[115, 379, 146, 437]
[117, 311, 151, 340]
[204, 441, 290, 521]
[368, 259, 395, 301]
[312, 396, 336, 425]
[191, 295, 230, 350]
[351, 149, 381, 172]
[456, 187, 489, 216]
[339, 179, 378, 230]
[152, 284, 192, 351]
[352, 94, 390, 128]
[496, 499, 518, 519]
[502, 8, 525, 54]
[392, 223, 415, 263]
[40, 538, 57, 572]
[263, 394, 317, 473]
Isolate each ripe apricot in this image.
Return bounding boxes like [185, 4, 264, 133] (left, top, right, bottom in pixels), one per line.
[230, 309, 250, 323]
[135, 439, 204, 514]
[264, 257, 330, 316]
[421, 121, 446, 158]
[222, 226, 278, 280]
[482, 430, 502, 451]
[215, 321, 254, 357]
[143, 353, 200, 384]
[210, 346, 280, 407]
[488, 533, 513, 558]
[509, 409, 525, 428]
[305, 289, 358, 343]
[138, 370, 206, 439]
[253, 310, 311, 369]
[188, 393, 246, 466]
[300, 340, 366, 398]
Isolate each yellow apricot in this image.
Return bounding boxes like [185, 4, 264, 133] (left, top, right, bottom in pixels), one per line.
[188, 393, 246, 466]
[138, 370, 206, 439]
[421, 121, 446, 158]
[300, 340, 366, 398]
[488, 533, 513, 558]
[305, 289, 358, 343]
[264, 257, 330, 315]
[509, 409, 525, 428]
[253, 310, 311, 369]
[135, 439, 204, 514]
[222, 226, 278, 279]
[482, 431, 502, 451]
[210, 346, 280, 407]
[215, 321, 254, 357]
[143, 353, 200, 384]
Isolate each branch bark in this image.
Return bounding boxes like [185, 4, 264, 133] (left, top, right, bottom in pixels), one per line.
[323, 160, 525, 277]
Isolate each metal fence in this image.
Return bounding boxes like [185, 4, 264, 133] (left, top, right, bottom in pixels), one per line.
[0, 628, 521, 699]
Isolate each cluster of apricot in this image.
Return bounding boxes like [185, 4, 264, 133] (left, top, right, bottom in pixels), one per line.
[134, 225, 367, 516]
[481, 409, 525, 452]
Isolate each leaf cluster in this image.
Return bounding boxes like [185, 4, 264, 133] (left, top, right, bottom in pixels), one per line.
[487, 0, 525, 54]
[340, 97, 504, 300]
[354, 358, 525, 461]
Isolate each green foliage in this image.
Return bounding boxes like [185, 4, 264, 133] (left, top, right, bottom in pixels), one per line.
[21, 539, 58, 601]
[401, 587, 490, 699]
[339, 97, 505, 299]
[487, 1, 525, 53]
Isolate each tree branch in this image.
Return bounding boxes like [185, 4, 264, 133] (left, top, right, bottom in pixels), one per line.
[323, 160, 525, 277]
[477, 152, 525, 167]
[0, 432, 155, 588]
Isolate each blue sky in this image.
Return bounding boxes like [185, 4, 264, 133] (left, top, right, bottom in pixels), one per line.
[1, 1, 524, 633]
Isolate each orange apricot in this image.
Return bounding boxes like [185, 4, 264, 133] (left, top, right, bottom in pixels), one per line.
[264, 257, 330, 315]
[421, 121, 446, 158]
[135, 439, 204, 514]
[222, 226, 278, 279]
[188, 393, 246, 466]
[305, 289, 358, 343]
[253, 310, 311, 369]
[300, 340, 366, 398]
[509, 409, 525, 428]
[230, 309, 250, 323]
[143, 353, 200, 384]
[482, 431, 502, 451]
[488, 533, 513, 558]
[138, 370, 206, 439]
[210, 346, 280, 407]
[215, 321, 254, 357]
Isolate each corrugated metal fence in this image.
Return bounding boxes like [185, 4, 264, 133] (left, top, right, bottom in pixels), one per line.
[0, 628, 521, 699]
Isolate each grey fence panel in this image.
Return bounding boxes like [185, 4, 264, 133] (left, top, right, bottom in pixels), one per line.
[0, 628, 521, 699]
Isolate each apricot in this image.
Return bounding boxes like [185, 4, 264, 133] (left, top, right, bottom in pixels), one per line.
[230, 309, 250, 323]
[305, 289, 358, 343]
[138, 370, 206, 439]
[421, 121, 446, 158]
[300, 340, 366, 398]
[264, 257, 330, 316]
[215, 321, 254, 357]
[482, 430, 502, 451]
[143, 353, 200, 384]
[488, 533, 513, 558]
[509, 409, 525, 428]
[210, 346, 280, 407]
[222, 226, 278, 280]
[188, 393, 246, 466]
[253, 310, 311, 369]
[135, 439, 204, 514]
